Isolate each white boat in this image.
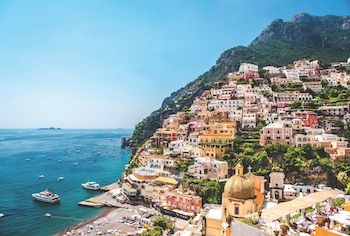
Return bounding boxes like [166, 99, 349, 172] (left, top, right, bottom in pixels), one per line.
[47, 157, 52, 159]
[76, 150, 80, 153]
[74, 163, 78, 165]
[32, 190, 60, 203]
[0, 213, 4, 218]
[58, 160, 62, 163]
[81, 181, 100, 190]
[26, 159, 31, 161]
[58, 177, 64, 181]
[39, 175, 44, 178]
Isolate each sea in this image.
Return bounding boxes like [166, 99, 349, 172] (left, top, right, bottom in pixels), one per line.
[0, 129, 133, 236]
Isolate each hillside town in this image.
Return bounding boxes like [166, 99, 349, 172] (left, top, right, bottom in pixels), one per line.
[118, 58, 350, 236]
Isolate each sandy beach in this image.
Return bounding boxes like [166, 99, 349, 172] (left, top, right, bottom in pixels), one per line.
[53, 205, 158, 236]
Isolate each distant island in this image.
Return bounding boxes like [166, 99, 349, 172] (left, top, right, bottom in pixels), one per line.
[36, 127, 61, 130]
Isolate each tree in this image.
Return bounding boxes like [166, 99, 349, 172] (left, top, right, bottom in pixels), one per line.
[282, 147, 304, 173]
[333, 119, 345, 130]
[337, 172, 348, 188]
[345, 182, 350, 195]
[290, 100, 302, 109]
[256, 151, 269, 169]
[182, 106, 190, 112]
[258, 69, 267, 78]
[270, 83, 279, 92]
[153, 217, 169, 231]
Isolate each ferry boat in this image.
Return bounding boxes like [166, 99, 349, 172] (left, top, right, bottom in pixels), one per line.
[81, 181, 100, 190]
[32, 190, 60, 203]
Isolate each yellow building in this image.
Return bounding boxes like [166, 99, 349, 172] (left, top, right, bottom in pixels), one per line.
[198, 133, 233, 159]
[201, 143, 229, 159]
[222, 163, 257, 221]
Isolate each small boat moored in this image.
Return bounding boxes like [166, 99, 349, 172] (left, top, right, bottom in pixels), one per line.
[26, 159, 31, 161]
[74, 163, 78, 165]
[32, 190, 60, 203]
[81, 181, 100, 190]
[58, 177, 64, 181]
[39, 175, 44, 178]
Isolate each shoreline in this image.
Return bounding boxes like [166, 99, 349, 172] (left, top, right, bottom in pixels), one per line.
[52, 207, 114, 236]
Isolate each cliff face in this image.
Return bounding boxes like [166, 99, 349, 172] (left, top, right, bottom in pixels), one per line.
[130, 12, 350, 144]
[250, 13, 350, 46]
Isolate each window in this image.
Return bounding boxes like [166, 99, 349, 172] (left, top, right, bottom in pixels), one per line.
[235, 206, 239, 215]
[275, 191, 280, 199]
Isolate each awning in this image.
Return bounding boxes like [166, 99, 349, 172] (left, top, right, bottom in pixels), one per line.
[261, 190, 340, 221]
[154, 176, 178, 185]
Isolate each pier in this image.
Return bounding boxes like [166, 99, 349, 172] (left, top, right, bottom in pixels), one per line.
[100, 181, 120, 191]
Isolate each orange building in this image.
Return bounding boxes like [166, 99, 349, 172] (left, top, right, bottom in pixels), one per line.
[166, 190, 202, 213]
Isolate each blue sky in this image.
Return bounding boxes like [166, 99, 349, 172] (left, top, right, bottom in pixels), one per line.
[0, 0, 349, 129]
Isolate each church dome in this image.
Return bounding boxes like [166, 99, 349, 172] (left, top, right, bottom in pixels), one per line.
[224, 164, 255, 199]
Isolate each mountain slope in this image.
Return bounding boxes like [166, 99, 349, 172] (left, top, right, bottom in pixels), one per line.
[130, 13, 350, 144]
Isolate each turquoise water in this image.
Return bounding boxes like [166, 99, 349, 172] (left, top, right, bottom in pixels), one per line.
[0, 129, 132, 236]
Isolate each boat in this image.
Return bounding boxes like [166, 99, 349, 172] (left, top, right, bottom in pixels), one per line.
[58, 160, 62, 163]
[30, 156, 34, 159]
[76, 150, 80, 153]
[0, 213, 4, 217]
[58, 177, 64, 181]
[39, 175, 44, 178]
[88, 156, 91, 158]
[81, 181, 100, 190]
[47, 157, 52, 159]
[74, 163, 78, 165]
[96, 152, 101, 156]
[63, 153, 66, 155]
[32, 190, 60, 203]
[26, 159, 31, 161]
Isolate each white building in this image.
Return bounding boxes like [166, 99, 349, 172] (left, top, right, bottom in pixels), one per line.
[263, 66, 280, 74]
[208, 99, 244, 111]
[239, 63, 258, 73]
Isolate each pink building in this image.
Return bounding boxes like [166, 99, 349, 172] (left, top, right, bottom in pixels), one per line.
[260, 121, 293, 146]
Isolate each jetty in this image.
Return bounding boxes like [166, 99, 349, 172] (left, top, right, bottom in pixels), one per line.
[79, 190, 126, 208]
[100, 181, 120, 191]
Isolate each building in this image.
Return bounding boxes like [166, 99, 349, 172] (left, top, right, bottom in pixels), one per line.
[259, 121, 293, 146]
[148, 155, 176, 170]
[292, 111, 319, 128]
[166, 189, 202, 213]
[242, 106, 258, 128]
[140, 184, 170, 202]
[188, 157, 228, 180]
[273, 92, 313, 103]
[263, 66, 280, 75]
[239, 63, 258, 73]
[303, 81, 323, 92]
[269, 172, 285, 202]
[222, 164, 257, 221]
